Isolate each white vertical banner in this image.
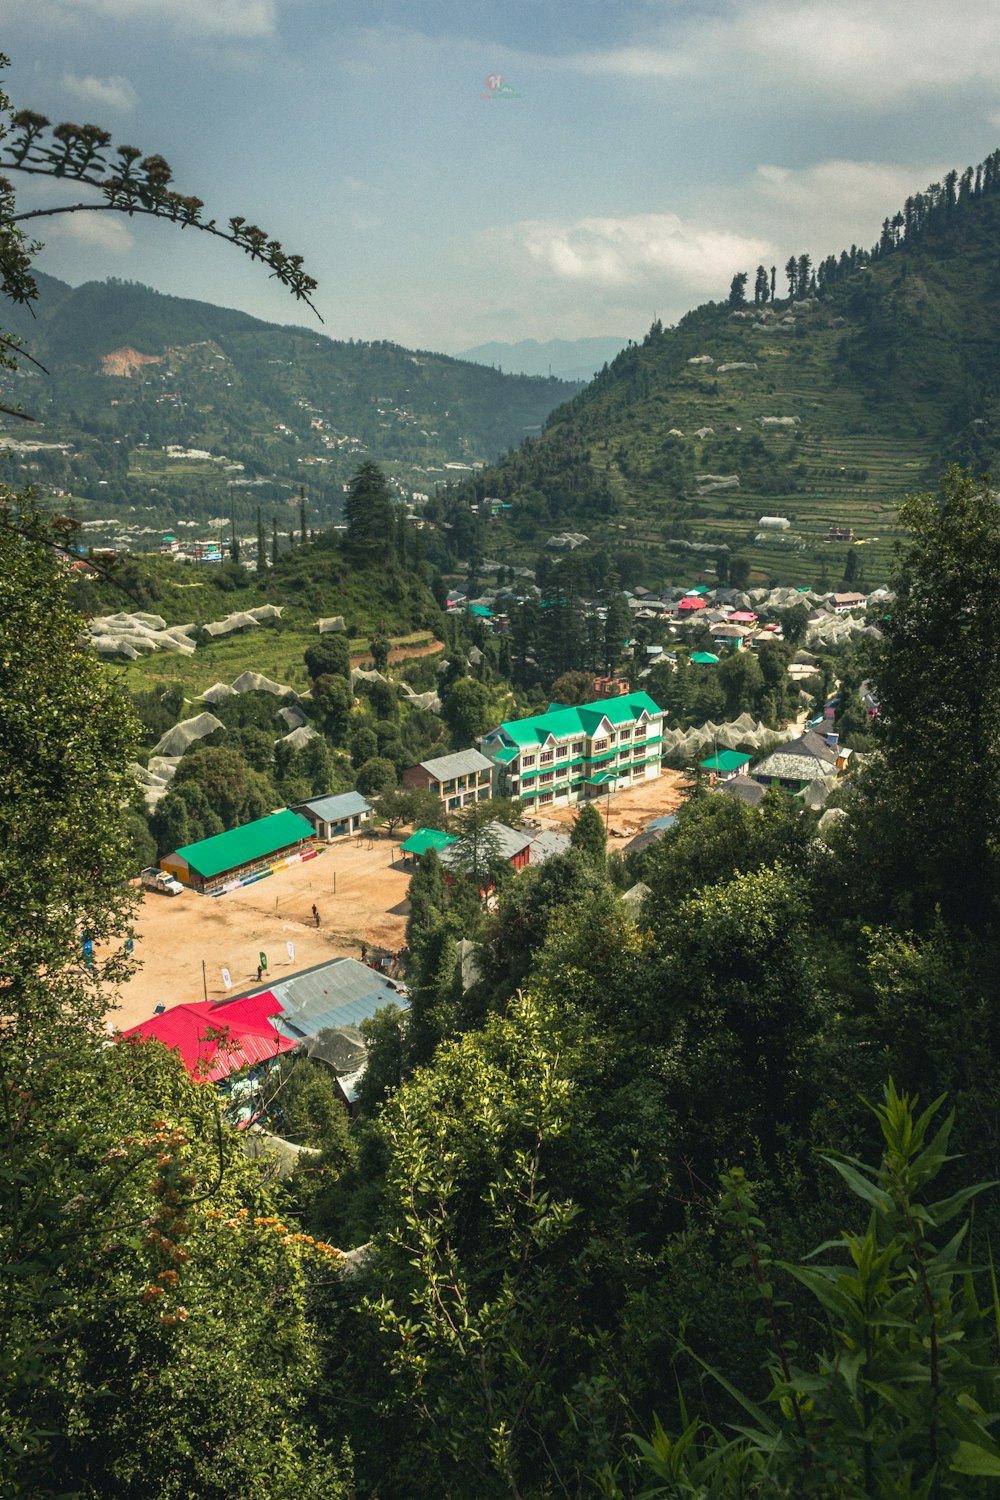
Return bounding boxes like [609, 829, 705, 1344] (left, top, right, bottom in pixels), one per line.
[221, 967, 232, 989]
[286, 941, 295, 963]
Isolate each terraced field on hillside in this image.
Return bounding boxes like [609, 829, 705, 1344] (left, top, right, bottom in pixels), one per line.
[479, 303, 943, 589]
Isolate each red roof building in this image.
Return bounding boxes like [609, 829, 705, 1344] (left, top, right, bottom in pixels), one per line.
[122, 992, 298, 1083]
[678, 596, 707, 612]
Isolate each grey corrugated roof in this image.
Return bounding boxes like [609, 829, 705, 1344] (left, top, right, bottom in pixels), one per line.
[295, 791, 373, 823]
[420, 748, 494, 780]
[270, 957, 407, 1040]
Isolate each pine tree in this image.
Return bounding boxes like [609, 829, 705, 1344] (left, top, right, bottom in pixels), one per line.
[256, 506, 266, 570]
[299, 487, 308, 546]
[271, 517, 279, 566]
[344, 462, 393, 559]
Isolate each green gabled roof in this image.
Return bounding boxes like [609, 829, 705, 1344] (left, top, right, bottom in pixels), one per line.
[400, 828, 458, 856]
[492, 746, 519, 764]
[487, 691, 663, 750]
[700, 749, 751, 773]
[690, 652, 720, 665]
[175, 809, 314, 879]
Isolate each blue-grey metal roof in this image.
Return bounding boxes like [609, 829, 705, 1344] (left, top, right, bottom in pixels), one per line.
[648, 814, 679, 831]
[420, 748, 494, 780]
[269, 956, 406, 1040]
[295, 791, 373, 823]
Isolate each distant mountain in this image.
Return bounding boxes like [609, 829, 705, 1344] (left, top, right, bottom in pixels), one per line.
[0, 276, 581, 540]
[457, 336, 628, 383]
[444, 154, 1000, 591]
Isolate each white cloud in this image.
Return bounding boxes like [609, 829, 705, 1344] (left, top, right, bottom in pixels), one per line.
[504, 213, 772, 293]
[61, 71, 136, 112]
[47, 212, 135, 254]
[735, 157, 950, 258]
[564, 0, 1000, 105]
[46, 0, 276, 39]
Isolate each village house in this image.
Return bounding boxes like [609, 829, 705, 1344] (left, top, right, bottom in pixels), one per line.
[700, 749, 752, 781]
[828, 592, 867, 614]
[401, 749, 494, 813]
[479, 691, 664, 813]
[751, 728, 847, 793]
[291, 791, 373, 842]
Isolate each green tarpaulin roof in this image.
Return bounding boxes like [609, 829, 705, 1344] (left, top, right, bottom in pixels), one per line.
[485, 691, 663, 751]
[400, 828, 458, 856]
[174, 809, 314, 879]
[700, 749, 752, 772]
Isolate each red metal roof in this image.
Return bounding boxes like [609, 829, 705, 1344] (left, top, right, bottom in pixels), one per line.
[678, 597, 707, 611]
[122, 992, 298, 1082]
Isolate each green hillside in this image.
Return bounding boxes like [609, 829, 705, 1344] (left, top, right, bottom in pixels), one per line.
[0, 275, 580, 546]
[444, 160, 1000, 589]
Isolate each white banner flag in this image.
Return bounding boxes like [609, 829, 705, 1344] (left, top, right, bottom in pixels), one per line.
[286, 940, 295, 963]
[221, 967, 232, 989]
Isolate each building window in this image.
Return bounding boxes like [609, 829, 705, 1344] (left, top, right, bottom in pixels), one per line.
[593, 739, 608, 753]
[540, 771, 554, 784]
[540, 750, 554, 765]
[522, 754, 536, 768]
[572, 740, 584, 755]
[634, 725, 646, 739]
[619, 728, 632, 741]
[539, 790, 554, 804]
[556, 744, 567, 757]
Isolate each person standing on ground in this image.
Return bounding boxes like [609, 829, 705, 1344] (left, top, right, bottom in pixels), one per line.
[312, 904, 320, 928]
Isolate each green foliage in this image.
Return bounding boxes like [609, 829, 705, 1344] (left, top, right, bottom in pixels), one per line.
[0, 1033, 350, 1499]
[833, 468, 1000, 933]
[0, 501, 139, 1047]
[304, 634, 350, 682]
[619, 1085, 1000, 1499]
[440, 675, 496, 744]
[355, 755, 397, 798]
[344, 463, 394, 561]
[569, 799, 608, 867]
[172, 744, 276, 830]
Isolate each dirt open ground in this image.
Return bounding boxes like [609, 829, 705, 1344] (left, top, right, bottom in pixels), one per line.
[105, 832, 414, 1032]
[532, 767, 691, 839]
[105, 770, 693, 1032]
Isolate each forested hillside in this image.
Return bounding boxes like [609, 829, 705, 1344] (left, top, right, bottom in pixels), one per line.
[0, 273, 579, 544]
[442, 153, 1000, 589]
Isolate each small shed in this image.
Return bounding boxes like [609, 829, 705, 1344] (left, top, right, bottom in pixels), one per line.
[700, 750, 752, 781]
[293, 791, 373, 842]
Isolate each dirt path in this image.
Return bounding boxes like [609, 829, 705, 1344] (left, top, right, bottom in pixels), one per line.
[350, 637, 444, 668]
[105, 833, 413, 1031]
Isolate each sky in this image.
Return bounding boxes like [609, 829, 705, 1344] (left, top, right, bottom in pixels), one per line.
[5, 0, 1000, 355]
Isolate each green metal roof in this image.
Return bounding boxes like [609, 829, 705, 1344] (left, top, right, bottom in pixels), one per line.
[175, 810, 314, 879]
[486, 691, 662, 751]
[469, 605, 493, 617]
[492, 746, 519, 763]
[588, 770, 617, 785]
[690, 652, 720, 664]
[700, 749, 751, 772]
[400, 828, 458, 856]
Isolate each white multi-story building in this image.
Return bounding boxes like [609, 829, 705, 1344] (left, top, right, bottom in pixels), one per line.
[480, 691, 664, 813]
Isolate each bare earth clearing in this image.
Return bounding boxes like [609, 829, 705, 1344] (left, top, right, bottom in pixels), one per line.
[532, 768, 691, 839]
[106, 833, 413, 1031]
